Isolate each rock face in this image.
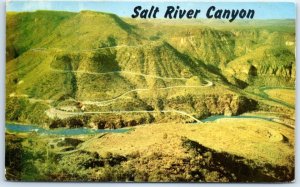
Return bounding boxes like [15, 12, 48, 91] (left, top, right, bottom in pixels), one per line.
[167, 28, 236, 67]
[46, 94, 258, 130]
[166, 94, 257, 119]
[92, 114, 155, 129]
[230, 96, 257, 115]
[49, 117, 86, 129]
[95, 119, 139, 129]
[224, 104, 233, 116]
[204, 95, 257, 116]
[223, 46, 295, 87]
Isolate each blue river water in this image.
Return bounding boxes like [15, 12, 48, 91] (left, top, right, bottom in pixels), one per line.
[5, 114, 278, 135]
[6, 87, 293, 135]
[202, 115, 274, 122]
[5, 123, 132, 135]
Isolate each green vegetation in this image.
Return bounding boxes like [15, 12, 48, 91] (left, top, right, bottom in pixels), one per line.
[6, 11, 76, 60]
[5, 10, 295, 182]
[6, 120, 295, 182]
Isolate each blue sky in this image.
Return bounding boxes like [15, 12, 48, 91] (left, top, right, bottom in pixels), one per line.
[6, 1, 295, 19]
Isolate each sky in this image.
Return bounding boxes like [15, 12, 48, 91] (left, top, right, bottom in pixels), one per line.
[6, 0, 296, 19]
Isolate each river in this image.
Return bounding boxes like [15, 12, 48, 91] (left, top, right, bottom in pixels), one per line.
[7, 86, 294, 136]
[5, 123, 132, 136]
[5, 114, 275, 135]
[250, 86, 295, 109]
[202, 115, 274, 122]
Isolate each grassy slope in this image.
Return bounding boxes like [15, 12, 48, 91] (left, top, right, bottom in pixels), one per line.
[6, 11, 76, 60]
[264, 89, 295, 106]
[84, 120, 294, 167]
[36, 11, 141, 50]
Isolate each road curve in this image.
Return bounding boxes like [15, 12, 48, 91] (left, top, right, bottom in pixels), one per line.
[46, 108, 202, 124]
[81, 80, 213, 107]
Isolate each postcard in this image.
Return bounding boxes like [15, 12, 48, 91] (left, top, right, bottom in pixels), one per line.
[5, 0, 295, 182]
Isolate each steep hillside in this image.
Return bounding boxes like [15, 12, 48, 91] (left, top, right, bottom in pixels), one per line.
[166, 28, 236, 67]
[6, 11, 75, 61]
[223, 46, 295, 88]
[6, 10, 143, 62]
[7, 41, 209, 99]
[127, 19, 295, 88]
[37, 11, 142, 50]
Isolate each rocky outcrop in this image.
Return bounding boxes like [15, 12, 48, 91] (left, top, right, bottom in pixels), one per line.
[223, 46, 295, 88]
[166, 94, 257, 119]
[204, 95, 257, 116]
[92, 115, 155, 129]
[259, 64, 293, 77]
[49, 117, 87, 129]
[181, 138, 294, 182]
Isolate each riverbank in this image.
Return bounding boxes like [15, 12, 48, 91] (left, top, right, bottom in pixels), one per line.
[5, 114, 294, 182]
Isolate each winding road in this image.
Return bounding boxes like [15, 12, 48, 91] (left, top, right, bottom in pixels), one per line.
[46, 108, 202, 123]
[47, 69, 212, 123]
[80, 80, 212, 106]
[10, 65, 213, 123]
